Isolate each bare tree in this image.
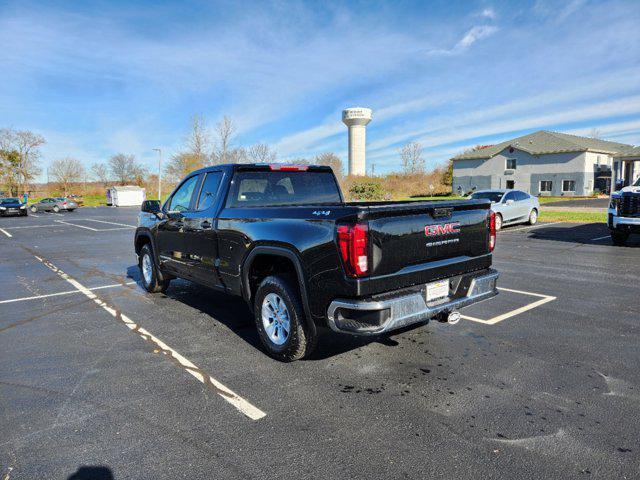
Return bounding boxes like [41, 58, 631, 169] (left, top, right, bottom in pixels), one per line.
[399, 141, 425, 174]
[247, 143, 277, 163]
[108, 153, 147, 185]
[314, 152, 344, 180]
[0, 128, 45, 193]
[227, 147, 249, 164]
[185, 114, 210, 167]
[589, 127, 602, 139]
[164, 152, 203, 182]
[50, 157, 85, 195]
[91, 163, 110, 187]
[212, 115, 236, 164]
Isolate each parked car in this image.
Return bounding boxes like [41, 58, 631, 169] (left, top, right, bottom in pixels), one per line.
[0, 197, 28, 216]
[29, 197, 78, 213]
[135, 164, 499, 361]
[469, 189, 539, 230]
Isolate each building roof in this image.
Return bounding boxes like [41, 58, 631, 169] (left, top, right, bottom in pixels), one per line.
[614, 145, 640, 159]
[452, 130, 636, 160]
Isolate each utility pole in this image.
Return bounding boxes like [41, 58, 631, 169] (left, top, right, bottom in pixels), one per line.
[371, 163, 375, 176]
[153, 148, 162, 200]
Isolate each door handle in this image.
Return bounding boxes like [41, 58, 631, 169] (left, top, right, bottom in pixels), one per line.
[200, 220, 212, 229]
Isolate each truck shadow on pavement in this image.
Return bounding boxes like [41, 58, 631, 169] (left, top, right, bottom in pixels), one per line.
[125, 266, 404, 360]
[67, 466, 114, 480]
[523, 222, 640, 246]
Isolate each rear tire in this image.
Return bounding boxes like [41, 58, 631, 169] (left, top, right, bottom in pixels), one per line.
[494, 213, 503, 231]
[611, 230, 629, 246]
[139, 243, 170, 293]
[254, 275, 317, 362]
[528, 208, 538, 225]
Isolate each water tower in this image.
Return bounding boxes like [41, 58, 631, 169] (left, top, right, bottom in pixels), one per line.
[342, 107, 372, 176]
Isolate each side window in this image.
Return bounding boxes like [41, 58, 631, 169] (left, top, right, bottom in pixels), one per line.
[506, 158, 517, 170]
[196, 172, 223, 211]
[167, 175, 199, 212]
[515, 191, 529, 201]
[503, 191, 517, 203]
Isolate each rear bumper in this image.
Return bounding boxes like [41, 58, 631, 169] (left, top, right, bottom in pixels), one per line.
[326, 268, 499, 335]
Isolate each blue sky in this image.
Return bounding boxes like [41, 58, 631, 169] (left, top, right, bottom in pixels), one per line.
[1, 0, 639, 179]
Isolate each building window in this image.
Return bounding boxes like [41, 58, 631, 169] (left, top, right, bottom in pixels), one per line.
[506, 158, 517, 170]
[506, 180, 515, 189]
[562, 180, 576, 192]
[540, 180, 553, 192]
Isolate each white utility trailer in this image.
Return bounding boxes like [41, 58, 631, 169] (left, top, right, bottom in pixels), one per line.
[106, 185, 146, 207]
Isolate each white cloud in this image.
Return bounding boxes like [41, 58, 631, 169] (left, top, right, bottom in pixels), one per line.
[480, 8, 497, 20]
[456, 25, 499, 50]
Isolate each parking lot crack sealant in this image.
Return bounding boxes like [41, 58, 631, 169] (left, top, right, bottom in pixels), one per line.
[26, 248, 266, 421]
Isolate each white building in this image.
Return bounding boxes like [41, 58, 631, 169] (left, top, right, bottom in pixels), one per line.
[452, 130, 636, 196]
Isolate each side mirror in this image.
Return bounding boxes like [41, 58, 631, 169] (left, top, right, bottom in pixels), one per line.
[141, 200, 161, 214]
[505, 199, 515, 205]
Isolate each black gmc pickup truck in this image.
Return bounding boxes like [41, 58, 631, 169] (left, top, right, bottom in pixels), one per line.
[135, 164, 499, 361]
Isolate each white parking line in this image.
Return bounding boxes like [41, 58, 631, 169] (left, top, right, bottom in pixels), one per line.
[591, 235, 611, 242]
[33, 255, 266, 421]
[53, 220, 131, 232]
[0, 281, 137, 305]
[3, 224, 64, 230]
[84, 219, 136, 228]
[0, 228, 12, 238]
[461, 287, 556, 325]
[54, 220, 100, 231]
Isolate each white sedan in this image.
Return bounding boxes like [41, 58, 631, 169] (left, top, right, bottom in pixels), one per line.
[469, 189, 540, 230]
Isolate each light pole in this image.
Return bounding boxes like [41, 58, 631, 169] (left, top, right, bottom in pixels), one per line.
[152, 148, 162, 200]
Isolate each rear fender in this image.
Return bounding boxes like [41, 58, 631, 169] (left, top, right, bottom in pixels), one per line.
[242, 246, 316, 333]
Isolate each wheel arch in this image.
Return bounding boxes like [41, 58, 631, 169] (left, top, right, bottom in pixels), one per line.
[242, 246, 314, 331]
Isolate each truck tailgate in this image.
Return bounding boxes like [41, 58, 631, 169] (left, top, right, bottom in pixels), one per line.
[348, 200, 493, 294]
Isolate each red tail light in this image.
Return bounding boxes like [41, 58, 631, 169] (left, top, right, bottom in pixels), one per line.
[489, 211, 496, 252]
[63, 201, 67, 206]
[337, 222, 369, 278]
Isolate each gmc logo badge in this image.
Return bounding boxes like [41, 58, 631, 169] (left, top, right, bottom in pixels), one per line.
[425, 222, 461, 237]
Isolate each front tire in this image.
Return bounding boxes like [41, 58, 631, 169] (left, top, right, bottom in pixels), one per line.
[139, 244, 170, 293]
[611, 230, 629, 246]
[528, 208, 538, 225]
[494, 213, 503, 231]
[254, 275, 317, 362]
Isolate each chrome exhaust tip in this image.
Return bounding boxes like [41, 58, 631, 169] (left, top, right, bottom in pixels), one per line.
[447, 311, 461, 325]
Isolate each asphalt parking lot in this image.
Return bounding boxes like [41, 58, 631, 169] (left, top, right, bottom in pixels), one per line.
[1, 208, 639, 479]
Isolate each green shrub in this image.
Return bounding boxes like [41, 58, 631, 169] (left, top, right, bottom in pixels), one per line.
[349, 181, 384, 201]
